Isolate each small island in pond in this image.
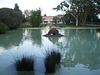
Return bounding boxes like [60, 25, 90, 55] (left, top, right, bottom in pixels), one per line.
[43, 28, 64, 37]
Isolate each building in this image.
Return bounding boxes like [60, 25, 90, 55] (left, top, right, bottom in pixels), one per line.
[42, 16, 63, 24]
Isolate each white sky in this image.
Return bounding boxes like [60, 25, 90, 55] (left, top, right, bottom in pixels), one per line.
[0, 0, 64, 16]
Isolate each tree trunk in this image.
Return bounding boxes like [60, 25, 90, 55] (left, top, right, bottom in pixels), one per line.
[76, 15, 78, 26]
[82, 11, 88, 26]
[83, 19, 86, 26]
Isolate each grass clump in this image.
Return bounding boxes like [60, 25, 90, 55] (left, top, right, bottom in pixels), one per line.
[45, 51, 61, 73]
[15, 56, 34, 71]
[96, 28, 100, 32]
[0, 23, 9, 34]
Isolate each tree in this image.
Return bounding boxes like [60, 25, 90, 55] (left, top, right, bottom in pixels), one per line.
[30, 9, 42, 27]
[44, 14, 47, 16]
[24, 9, 31, 18]
[53, 0, 100, 26]
[0, 8, 23, 29]
[14, 3, 25, 23]
[53, 16, 59, 24]
[62, 13, 76, 25]
[0, 4, 24, 29]
[14, 3, 20, 11]
[86, 13, 100, 25]
[24, 9, 31, 22]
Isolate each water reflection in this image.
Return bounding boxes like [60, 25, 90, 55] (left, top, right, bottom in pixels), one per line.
[31, 29, 42, 46]
[0, 28, 100, 75]
[22, 29, 32, 41]
[97, 32, 100, 39]
[0, 30, 23, 49]
[56, 29, 100, 70]
[0, 47, 6, 55]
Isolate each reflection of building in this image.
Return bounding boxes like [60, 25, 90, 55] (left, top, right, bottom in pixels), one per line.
[0, 47, 6, 55]
[42, 16, 63, 24]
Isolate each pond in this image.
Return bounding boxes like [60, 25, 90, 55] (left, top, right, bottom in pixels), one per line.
[0, 26, 100, 75]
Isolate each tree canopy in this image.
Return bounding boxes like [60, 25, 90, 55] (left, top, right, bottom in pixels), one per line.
[30, 9, 42, 27]
[0, 4, 24, 29]
[54, 0, 100, 26]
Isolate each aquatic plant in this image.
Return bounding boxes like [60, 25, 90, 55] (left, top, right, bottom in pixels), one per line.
[45, 51, 61, 73]
[15, 56, 34, 71]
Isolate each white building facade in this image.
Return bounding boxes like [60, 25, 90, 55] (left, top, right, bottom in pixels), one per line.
[42, 16, 63, 24]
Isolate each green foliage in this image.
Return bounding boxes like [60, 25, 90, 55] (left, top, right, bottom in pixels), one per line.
[45, 51, 61, 73]
[53, 16, 60, 24]
[40, 24, 46, 27]
[14, 3, 20, 11]
[62, 13, 76, 25]
[30, 9, 42, 27]
[0, 23, 9, 34]
[15, 56, 34, 71]
[54, 0, 100, 25]
[96, 28, 100, 32]
[0, 7, 24, 29]
[48, 28, 59, 35]
[18, 25, 33, 28]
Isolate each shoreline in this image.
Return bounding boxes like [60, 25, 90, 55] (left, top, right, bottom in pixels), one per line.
[18, 27, 100, 29]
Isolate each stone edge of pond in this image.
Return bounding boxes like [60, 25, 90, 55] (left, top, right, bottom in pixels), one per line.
[18, 27, 100, 29]
[63, 27, 100, 29]
[18, 28, 42, 29]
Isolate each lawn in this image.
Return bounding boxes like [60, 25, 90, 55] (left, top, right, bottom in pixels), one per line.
[56, 24, 88, 27]
[18, 24, 46, 28]
[18, 24, 89, 28]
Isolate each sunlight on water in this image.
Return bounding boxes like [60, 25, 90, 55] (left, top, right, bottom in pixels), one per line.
[0, 27, 100, 75]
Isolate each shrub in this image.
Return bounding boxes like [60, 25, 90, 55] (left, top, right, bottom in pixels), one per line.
[48, 28, 59, 35]
[45, 51, 61, 73]
[96, 28, 100, 32]
[0, 23, 9, 34]
[15, 56, 34, 71]
[0, 8, 23, 29]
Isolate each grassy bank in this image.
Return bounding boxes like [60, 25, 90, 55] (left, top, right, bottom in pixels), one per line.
[18, 24, 46, 28]
[56, 24, 89, 27]
[18, 25, 33, 28]
[18, 24, 89, 28]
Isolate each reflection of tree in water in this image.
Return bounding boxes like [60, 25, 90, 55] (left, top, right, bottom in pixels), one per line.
[16, 71, 34, 75]
[0, 29, 23, 49]
[31, 29, 42, 46]
[56, 29, 100, 70]
[22, 29, 32, 41]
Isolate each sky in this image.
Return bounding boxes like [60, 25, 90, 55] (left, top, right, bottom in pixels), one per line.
[0, 0, 64, 16]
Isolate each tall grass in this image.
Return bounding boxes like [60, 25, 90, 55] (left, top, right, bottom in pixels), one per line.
[96, 28, 100, 32]
[45, 51, 61, 73]
[15, 56, 34, 71]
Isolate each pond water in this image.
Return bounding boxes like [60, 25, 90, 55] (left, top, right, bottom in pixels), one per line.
[0, 26, 100, 75]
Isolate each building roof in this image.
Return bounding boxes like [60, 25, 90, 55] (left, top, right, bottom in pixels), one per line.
[42, 16, 63, 18]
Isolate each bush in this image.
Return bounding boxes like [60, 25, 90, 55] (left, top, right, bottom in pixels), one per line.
[0, 23, 9, 34]
[45, 51, 61, 73]
[15, 56, 34, 71]
[96, 28, 100, 32]
[0, 8, 23, 29]
[48, 28, 59, 35]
